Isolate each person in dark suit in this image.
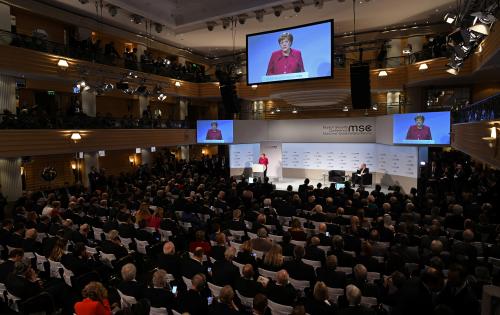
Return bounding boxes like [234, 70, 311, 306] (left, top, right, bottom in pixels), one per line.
[305, 236, 326, 265]
[316, 223, 332, 246]
[144, 269, 176, 309]
[328, 235, 356, 267]
[7, 222, 25, 248]
[251, 228, 272, 253]
[0, 248, 24, 283]
[23, 228, 41, 253]
[182, 247, 209, 279]
[228, 209, 246, 231]
[265, 269, 297, 305]
[353, 163, 370, 187]
[177, 273, 209, 315]
[117, 263, 146, 300]
[234, 264, 263, 298]
[117, 213, 136, 239]
[316, 255, 347, 289]
[210, 233, 227, 262]
[100, 230, 129, 259]
[305, 281, 337, 315]
[5, 261, 43, 301]
[298, 178, 310, 201]
[235, 240, 258, 271]
[71, 224, 90, 245]
[438, 264, 480, 315]
[0, 219, 14, 248]
[347, 264, 379, 299]
[338, 284, 376, 315]
[283, 245, 316, 287]
[157, 241, 182, 280]
[212, 247, 240, 287]
[61, 242, 101, 278]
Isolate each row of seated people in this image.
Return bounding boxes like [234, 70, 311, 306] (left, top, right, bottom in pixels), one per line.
[0, 156, 498, 315]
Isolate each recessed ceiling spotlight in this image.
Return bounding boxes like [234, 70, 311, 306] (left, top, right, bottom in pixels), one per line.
[273, 5, 284, 17]
[255, 9, 265, 22]
[206, 21, 216, 31]
[238, 14, 248, 25]
[293, 1, 304, 13]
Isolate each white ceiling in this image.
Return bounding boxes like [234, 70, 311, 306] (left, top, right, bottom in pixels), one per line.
[42, 0, 457, 57]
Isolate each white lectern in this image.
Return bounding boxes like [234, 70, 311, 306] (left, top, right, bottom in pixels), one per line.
[252, 164, 265, 180]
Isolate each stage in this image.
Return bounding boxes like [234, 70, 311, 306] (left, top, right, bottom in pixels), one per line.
[271, 177, 384, 193]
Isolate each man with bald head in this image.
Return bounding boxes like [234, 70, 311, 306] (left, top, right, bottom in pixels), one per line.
[265, 269, 297, 305]
[315, 223, 332, 246]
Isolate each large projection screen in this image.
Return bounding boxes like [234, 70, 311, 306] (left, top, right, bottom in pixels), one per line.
[246, 20, 333, 85]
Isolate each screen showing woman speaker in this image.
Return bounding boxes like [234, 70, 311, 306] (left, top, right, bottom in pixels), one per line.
[246, 20, 333, 85]
[393, 112, 451, 145]
[196, 120, 234, 144]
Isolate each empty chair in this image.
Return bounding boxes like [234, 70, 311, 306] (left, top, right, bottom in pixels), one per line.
[5, 290, 21, 313]
[258, 268, 278, 280]
[302, 258, 322, 269]
[47, 259, 63, 279]
[34, 253, 47, 272]
[182, 276, 191, 288]
[247, 232, 257, 239]
[268, 299, 293, 315]
[85, 246, 98, 254]
[289, 278, 309, 293]
[208, 282, 223, 297]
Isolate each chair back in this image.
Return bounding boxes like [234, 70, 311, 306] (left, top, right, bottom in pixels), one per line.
[361, 296, 378, 307]
[158, 229, 173, 242]
[289, 278, 309, 292]
[258, 267, 278, 280]
[117, 289, 137, 309]
[302, 258, 322, 269]
[136, 240, 149, 255]
[34, 253, 47, 272]
[229, 241, 241, 252]
[119, 237, 134, 249]
[253, 250, 264, 259]
[367, 272, 381, 283]
[182, 276, 191, 288]
[327, 287, 344, 302]
[268, 299, 293, 315]
[149, 307, 168, 315]
[236, 290, 253, 308]
[247, 232, 257, 239]
[47, 259, 63, 279]
[208, 282, 223, 297]
[269, 234, 283, 243]
[93, 227, 104, 241]
[290, 240, 306, 247]
[336, 266, 353, 275]
[172, 309, 182, 315]
[232, 261, 244, 276]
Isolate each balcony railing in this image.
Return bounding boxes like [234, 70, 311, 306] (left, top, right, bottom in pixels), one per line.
[0, 112, 193, 129]
[453, 93, 500, 123]
[0, 30, 211, 83]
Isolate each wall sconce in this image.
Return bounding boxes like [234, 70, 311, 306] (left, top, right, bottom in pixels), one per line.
[174, 81, 181, 87]
[201, 148, 208, 155]
[20, 166, 25, 176]
[70, 160, 77, 170]
[70, 132, 82, 143]
[378, 70, 388, 77]
[57, 59, 69, 70]
[151, 146, 156, 152]
[129, 155, 136, 166]
[251, 84, 258, 89]
[418, 63, 428, 71]
[483, 124, 499, 156]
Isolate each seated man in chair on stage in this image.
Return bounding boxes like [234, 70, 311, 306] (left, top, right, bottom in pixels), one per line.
[353, 163, 369, 187]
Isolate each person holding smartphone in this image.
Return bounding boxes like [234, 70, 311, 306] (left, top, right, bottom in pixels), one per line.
[144, 269, 176, 310]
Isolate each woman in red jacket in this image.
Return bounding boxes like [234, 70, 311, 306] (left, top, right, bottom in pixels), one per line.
[74, 281, 112, 315]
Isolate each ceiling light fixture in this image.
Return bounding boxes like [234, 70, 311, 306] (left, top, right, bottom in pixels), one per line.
[276, 108, 281, 112]
[251, 84, 258, 89]
[107, 5, 118, 17]
[158, 93, 167, 101]
[372, 104, 378, 110]
[273, 6, 284, 17]
[343, 105, 349, 112]
[255, 10, 265, 22]
[238, 14, 248, 25]
[293, 0, 304, 13]
[270, 110, 275, 114]
[57, 59, 69, 69]
[378, 70, 388, 77]
[292, 108, 298, 114]
[206, 21, 216, 31]
[418, 63, 428, 70]
[175, 81, 181, 87]
[221, 17, 231, 29]
[444, 13, 456, 24]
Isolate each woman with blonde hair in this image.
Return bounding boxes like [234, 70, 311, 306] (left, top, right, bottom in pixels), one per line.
[235, 240, 258, 270]
[305, 281, 335, 314]
[260, 244, 283, 271]
[135, 202, 151, 223]
[74, 281, 111, 315]
[49, 238, 67, 262]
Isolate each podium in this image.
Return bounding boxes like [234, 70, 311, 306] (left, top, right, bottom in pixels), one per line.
[252, 164, 265, 179]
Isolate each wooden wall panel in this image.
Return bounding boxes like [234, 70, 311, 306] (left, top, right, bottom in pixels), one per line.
[98, 149, 142, 177]
[24, 153, 74, 191]
[0, 129, 196, 158]
[452, 121, 500, 168]
[12, 8, 67, 44]
[96, 96, 139, 118]
[472, 83, 500, 103]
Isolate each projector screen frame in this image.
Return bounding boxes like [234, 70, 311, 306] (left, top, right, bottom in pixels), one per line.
[246, 19, 334, 86]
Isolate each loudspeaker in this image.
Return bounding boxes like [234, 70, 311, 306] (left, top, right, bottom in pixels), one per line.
[219, 82, 240, 114]
[350, 63, 371, 109]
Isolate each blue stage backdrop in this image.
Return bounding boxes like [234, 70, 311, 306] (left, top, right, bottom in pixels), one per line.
[247, 20, 332, 85]
[197, 120, 234, 144]
[393, 112, 451, 145]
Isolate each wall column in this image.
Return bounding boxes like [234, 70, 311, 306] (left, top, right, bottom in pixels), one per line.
[139, 96, 149, 117]
[179, 98, 188, 120]
[0, 158, 23, 202]
[0, 74, 16, 114]
[81, 90, 97, 117]
[141, 149, 152, 166]
[180, 146, 189, 162]
[82, 152, 99, 189]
